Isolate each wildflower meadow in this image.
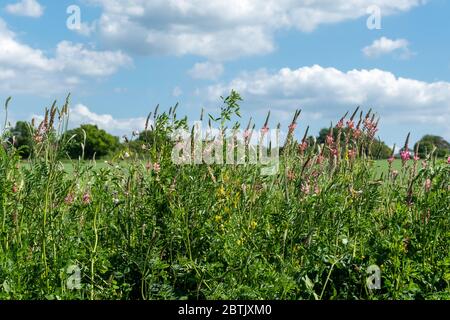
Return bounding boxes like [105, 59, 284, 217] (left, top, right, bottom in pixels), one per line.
[0, 93, 449, 300]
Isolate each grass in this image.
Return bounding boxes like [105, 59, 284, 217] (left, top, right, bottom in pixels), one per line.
[52, 159, 403, 177]
[1, 99, 449, 300]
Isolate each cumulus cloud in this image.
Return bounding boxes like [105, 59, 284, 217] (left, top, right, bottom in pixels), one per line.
[69, 104, 146, 136]
[88, 0, 426, 60]
[5, 0, 44, 18]
[204, 65, 450, 141]
[363, 37, 412, 58]
[188, 62, 224, 80]
[0, 19, 131, 94]
[172, 86, 183, 97]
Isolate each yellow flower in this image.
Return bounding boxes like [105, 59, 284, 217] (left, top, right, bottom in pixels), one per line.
[217, 186, 226, 197]
[250, 220, 257, 229]
[214, 215, 222, 223]
[236, 239, 242, 246]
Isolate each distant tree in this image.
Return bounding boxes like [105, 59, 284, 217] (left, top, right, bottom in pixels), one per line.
[64, 124, 120, 159]
[11, 121, 33, 158]
[370, 140, 392, 159]
[414, 135, 450, 158]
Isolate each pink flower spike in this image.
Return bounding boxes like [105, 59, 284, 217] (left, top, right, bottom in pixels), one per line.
[301, 183, 310, 195]
[261, 126, 269, 135]
[425, 179, 432, 192]
[82, 192, 91, 205]
[413, 154, 420, 161]
[326, 134, 334, 146]
[400, 150, 410, 162]
[387, 156, 395, 165]
[346, 120, 354, 129]
[153, 163, 161, 173]
[447, 156, 450, 164]
[65, 193, 74, 205]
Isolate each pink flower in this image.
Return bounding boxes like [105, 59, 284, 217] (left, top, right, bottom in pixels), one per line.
[288, 123, 297, 132]
[425, 179, 432, 192]
[314, 184, 320, 195]
[12, 183, 18, 193]
[400, 150, 410, 162]
[287, 170, 295, 181]
[413, 154, 420, 161]
[65, 193, 75, 205]
[316, 155, 325, 165]
[82, 192, 91, 205]
[301, 183, 310, 195]
[346, 120, 354, 129]
[336, 120, 344, 129]
[331, 148, 338, 158]
[387, 156, 395, 165]
[261, 126, 269, 135]
[353, 129, 362, 139]
[348, 149, 356, 160]
[145, 161, 152, 171]
[298, 141, 308, 152]
[447, 156, 450, 164]
[326, 134, 334, 146]
[153, 163, 161, 173]
[243, 130, 251, 139]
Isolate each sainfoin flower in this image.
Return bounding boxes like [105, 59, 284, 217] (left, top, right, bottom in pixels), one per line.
[387, 156, 395, 165]
[447, 156, 450, 164]
[347, 149, 356, 160]
[82, 192, 91, 205]
[301, 183, 310, 195]
[400, 150, 410, 162]
[353, 128, 362, 139]
[425, 179, 432, 192]
[12, 183, 18, 193]
[288, 123, 297, 133]
[326, 134, 334, 146]
[65, 193, 75, 205]
[261, 126, 269, 135]
[298, 141, 308, 152]
[413, 154, 420, 161]
[153, 163, 161, 173]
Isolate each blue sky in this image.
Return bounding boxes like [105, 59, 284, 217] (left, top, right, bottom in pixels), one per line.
[1, 0, 449, 147]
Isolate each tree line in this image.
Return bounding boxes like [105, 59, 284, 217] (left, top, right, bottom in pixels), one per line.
[9, 120, 450, 160]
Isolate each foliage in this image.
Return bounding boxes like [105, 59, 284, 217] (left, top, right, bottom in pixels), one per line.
[0, 95, 449, 300]
[64, 124, 121, 159]
[10, 121, 33, 158]
[414, 135, 450, 158]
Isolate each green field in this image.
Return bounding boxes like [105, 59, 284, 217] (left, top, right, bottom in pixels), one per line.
[3, 105, 449, 300]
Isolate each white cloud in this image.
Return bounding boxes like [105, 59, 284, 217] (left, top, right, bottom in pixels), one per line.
[363, 37, 411, 58]
[69, 104, 146, 136]
[0, 19, 131, 94]
[89, 0, 426, 60]
[204, 65, 450, 140]
[172, 86, 183, 97]
[5, 0, 44, 18]
[188, 62, 224, 80]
